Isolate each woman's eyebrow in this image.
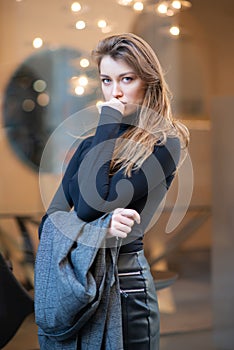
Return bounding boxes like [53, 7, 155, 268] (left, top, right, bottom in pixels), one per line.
[100, 71, 135, 78]
[100, 74, 110, 78]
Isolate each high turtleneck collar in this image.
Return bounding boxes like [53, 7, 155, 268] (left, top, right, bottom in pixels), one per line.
[118, 109, 140, 135]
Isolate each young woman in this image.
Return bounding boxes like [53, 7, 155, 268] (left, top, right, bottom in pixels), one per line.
[39, 33, 189, 349]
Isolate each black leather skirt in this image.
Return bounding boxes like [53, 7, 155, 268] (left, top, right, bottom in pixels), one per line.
[117, 250, 160, 350]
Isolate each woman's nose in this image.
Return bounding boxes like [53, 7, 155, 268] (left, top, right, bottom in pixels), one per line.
[112, 83, 123, 98]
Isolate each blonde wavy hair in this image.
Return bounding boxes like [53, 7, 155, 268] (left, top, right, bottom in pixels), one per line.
[92, 33, 189, 176]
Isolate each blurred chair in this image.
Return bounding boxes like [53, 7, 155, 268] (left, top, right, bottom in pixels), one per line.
[0, 252, 34, 348]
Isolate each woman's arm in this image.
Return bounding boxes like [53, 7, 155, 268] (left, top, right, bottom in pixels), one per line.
[38, 139, 90, 238]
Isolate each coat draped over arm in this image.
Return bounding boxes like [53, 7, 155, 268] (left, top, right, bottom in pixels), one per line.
[34, 210, 123, 350]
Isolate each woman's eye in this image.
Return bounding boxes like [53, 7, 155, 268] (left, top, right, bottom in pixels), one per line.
[102, 78, 111, 85]
[123, 77, 133, 83]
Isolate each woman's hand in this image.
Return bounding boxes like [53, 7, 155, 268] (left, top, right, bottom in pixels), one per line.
[98, 97, 125, 115]
[107, 208, 141, 240]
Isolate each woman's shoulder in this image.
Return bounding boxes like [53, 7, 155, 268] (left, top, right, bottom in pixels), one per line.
[154, 136, 181, 152]
[72, 135, 94, 157]
[64, 135, 94, 172]
[165, 136, 181, 151]
[153, 136, 181, 167]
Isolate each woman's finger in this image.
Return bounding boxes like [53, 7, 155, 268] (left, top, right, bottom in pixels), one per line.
[113, 213, 135, 227]
[119, 209, 141, 224]
[112, 221, 132, 234]
[108, 208, 141, 240]
[113, 208, 141, 224]
[98, 98, 125, 114]
[107, 227, 128, 239]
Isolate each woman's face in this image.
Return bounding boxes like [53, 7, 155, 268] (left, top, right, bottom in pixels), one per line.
[99, 55, 146, 115]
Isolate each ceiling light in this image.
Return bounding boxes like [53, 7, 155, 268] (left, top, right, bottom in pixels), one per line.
[97, 20, 107, 28]
[171, 1, 182, 9]
[157, 3, 168, 14]
[133, 1, 144, 11]
[80, 58, 90, 68]
[78, 76, 88, 86]
[75, 20, 86, 30]
[32, 37, 43, 49]
[71, 2, 81, 12]
[75, 86, 85, 95]
[117, 0, 133, 5]
[118, 0, 192, 16]
[169, 25, 180, 36]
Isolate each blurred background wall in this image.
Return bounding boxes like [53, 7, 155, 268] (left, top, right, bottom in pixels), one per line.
[0, 0, 233, 348]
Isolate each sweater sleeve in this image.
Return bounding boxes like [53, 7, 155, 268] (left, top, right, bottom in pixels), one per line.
[76, 106, 123, 219]
[46, 141, 86, 214]
[38, 138, 92, 238]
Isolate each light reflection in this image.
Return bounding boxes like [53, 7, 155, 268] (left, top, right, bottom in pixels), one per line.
[157, 3, 168, 14]
[169, 25, 180, 36]
[33, 37, 43, 49]
[96, 100, 104, 108]
[37, 93, 50, 107]
[22, 99, 35, 112]
[71, 2, 81, 12]
[118, 0, 192, 16]
[33, 80, 47, 93]
[167, 9, 175, 16]
[117, 0, 133, 5]
[101, 26, 112, 34]
[78, 76, 88, 86]
[97, 20, 107, 29]
[75, 86, 85, 95]
[172, 0, 182, 9]
[75, 20, 86, 30]
[133, 1, 144, 11]
[80, 58, 90, 68]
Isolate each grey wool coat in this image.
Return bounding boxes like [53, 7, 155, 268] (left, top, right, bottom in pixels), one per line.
[34, 210, 123, 350]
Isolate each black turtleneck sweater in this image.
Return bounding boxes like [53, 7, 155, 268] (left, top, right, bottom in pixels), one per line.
[39, 106, 181, 253]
